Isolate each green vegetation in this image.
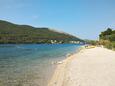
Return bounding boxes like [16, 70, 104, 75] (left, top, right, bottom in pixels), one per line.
[99, 28, 115, 50]
[84, 39, 98, 45]
[0, 20, 83, 44]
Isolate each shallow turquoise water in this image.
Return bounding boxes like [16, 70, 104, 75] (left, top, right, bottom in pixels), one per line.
[0, 44, 81, 86]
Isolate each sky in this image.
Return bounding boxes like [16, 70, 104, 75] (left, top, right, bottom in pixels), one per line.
[0, 0, 115, 40]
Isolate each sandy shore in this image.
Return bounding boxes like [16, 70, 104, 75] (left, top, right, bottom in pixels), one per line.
[48, 47, 115, 86]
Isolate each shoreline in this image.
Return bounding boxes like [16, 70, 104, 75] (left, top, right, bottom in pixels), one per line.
[47, 47, 115, 86]
[47, 46, 85, 86]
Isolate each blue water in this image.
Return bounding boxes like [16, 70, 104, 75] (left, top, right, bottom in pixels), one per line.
[0, 44, 81, 86]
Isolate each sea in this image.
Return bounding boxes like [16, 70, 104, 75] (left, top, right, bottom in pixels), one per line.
[0, 44, 82, 86]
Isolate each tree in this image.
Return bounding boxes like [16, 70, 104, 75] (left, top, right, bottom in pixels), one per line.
[99, 28, 112, 40]
[105, 28, 112, 35]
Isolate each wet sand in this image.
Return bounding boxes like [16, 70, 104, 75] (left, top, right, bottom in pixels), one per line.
[48, 47, 115, 86]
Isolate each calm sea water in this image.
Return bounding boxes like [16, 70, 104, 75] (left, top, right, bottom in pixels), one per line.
[0, 44, 81, 86]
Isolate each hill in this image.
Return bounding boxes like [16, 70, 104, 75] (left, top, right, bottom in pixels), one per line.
[0, 20, 83, 44]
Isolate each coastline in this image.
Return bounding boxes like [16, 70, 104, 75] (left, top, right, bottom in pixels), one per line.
[0, 44, 81, 86]
[47, 46, 85, 86]
[47, 46, 115, 86]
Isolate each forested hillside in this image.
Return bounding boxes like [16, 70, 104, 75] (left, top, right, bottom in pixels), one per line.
[0, 20, 83, 44]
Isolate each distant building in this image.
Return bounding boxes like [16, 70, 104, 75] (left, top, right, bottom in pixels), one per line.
[69, 41, 80, 44]
[50, 40, 57, 44]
